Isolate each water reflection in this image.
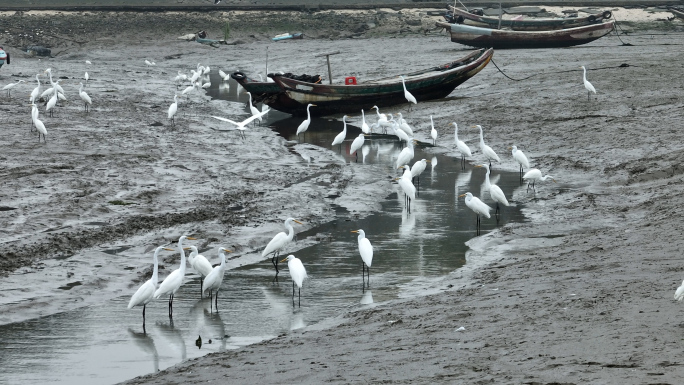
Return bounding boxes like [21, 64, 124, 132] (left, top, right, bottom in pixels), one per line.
[154, 320, 186, 362]
[360, 290, 374, 305]
[127, 328, 159, 373]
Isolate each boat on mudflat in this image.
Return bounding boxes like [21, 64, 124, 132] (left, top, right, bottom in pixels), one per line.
[670, 7, 684, 19]
[445, 6, 613, 31]
[435, 21, 615, 49]
[263, 48, 493, 116]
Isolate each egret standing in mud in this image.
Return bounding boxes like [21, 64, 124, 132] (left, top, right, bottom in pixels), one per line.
[459, 192, 491, 235]
[168, 94, 179, 125]
[410, 158, 429, 185]
[675, 280, 684, 301]
[474, 125, 500, 169]
[281, 255, 307, 307]
[246, 92, 263, 126]
[128, 247, 175, 328]
[2, 79, 24, 97]
[360, 109, 371, 134]
[399, 75, 417, 110]
[581, 65, 596, 101]
[296, 103, 316, 140]
[510, 145, 530, 178]
[79, 82, 92, 112]
[29, 74, 41, 103]
[523, 169, 556, 193]
[202, 247, 231, 309]
[395, 165, 416, 212]
[453, 123, 472, 168]
[262, 218, 303, 275]
[351, 229, 373, 289]
[154, 236, 196, 317]
[479, 163, 509, 218]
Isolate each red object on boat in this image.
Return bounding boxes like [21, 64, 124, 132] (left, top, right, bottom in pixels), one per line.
[344, 76, 357, 85]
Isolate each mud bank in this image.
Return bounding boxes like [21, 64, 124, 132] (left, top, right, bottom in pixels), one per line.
[1, 8, 684, 385]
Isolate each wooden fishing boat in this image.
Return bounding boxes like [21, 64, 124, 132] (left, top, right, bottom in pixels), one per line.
[435, 21, 615, 49]
[446, 6, 613, 31]
[670, 7, 684, 19]
[266, 48, 493, 116]
[230, 72, 302, 112]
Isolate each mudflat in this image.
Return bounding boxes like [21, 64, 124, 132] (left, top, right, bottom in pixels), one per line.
[1, 7, 684, 385]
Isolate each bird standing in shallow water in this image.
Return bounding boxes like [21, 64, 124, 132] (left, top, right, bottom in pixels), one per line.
[479, 163, 509, 218]
[262, 218, 303, 275]
[474, 125, 500, 169]
[581, 65, 596, 101]
[351, 229, 373, 289]
[128, 247, 175, 329]
[453, 123, 472, 168]
[296, 103, 316, 140]
[510, 145, 530, 178]
[202, 247, 232, 310]
[459, 192, 491, 235]
[281, 255, 307, 307]
[154, 236, 196, 318]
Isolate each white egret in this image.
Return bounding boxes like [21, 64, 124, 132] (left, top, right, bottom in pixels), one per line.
[29, 74, 41, 103]
[296, 103, 316, 139]
[331, 115, 348, 152]
[44, 69, 65, 95]
[391, 119, 410, 144]
[85, 60, 92, 65]
[168, 94, 179, 125]
[522, 168, 556, 193]
[396, 112, 414, 137]
[246, 92, 263, 125]
[474, 125, 500, 169]
[675, 280, 684, 301]
[372, 105, 388, 133]
[399, 75, 417, 110]
[181, 83, 195, 95]
[410, 158, 430, 185]
[78, 82, 92, 112]
[262, 218, 303, 274]
[430, 116, 437, 146]
[128, 247, 175, 325]
[174, 71, 187, 84]
[202, 247, 232, 309]
[360, 109, 371, 134]
[453, 122, 472, 167]
[211, 109, 269, 139]
[350, 134, 365, 161]
[395, 139, 415, 169]
[351, 229, 373, 289]
[29, 102, 39, 131]
[203, 65, 211, 75]
[459, 192, 491, 234]
[153, 235, 197, 317]
[280, 255, 307, 307]
[2, 80, 24, 97]
[510, 145, 530, 175]
[218, 69, 230, 81]
[84, 71, 89, 85]
[145, 60, 156, 66]
[479, 163, 509, 217]
[581, 65, 596, 101]
[34, 116, 47, 143]
[188, 245, 214, 297]
[395, 165, 416, 211]
[46, 91, 58, 117]
[201, 81, 211, 89]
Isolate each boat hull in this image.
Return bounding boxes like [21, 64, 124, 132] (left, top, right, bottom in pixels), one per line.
[268, 48, 493, 116]
[437, 21, 615, 49]
[447, 6, 612, 31]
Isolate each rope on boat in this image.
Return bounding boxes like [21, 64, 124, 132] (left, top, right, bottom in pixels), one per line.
[611, 14, 634, 46]
[490, 58, 537, 81]
[491, 60, 634, 82]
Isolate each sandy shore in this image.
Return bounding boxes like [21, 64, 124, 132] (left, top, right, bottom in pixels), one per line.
[2, 7, 684, 384]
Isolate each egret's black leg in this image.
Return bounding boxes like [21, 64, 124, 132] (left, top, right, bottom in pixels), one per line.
[215, 290, 219, 310]
[298, 287, 301, 307]
[292, 281, 295, 307]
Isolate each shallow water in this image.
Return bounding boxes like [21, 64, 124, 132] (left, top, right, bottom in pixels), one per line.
[0, 73, 528, 385]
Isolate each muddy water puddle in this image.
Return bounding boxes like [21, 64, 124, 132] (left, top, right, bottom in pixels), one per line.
[0, 74, 530, 385]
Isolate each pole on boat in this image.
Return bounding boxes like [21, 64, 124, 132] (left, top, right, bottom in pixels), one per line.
[315, 51, 340, 85]
[498, 2, 503, 30]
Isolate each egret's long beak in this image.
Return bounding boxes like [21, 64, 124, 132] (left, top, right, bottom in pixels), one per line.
[458, 193, 466, 197]
[393, 177, 401, 181]
[351, 230, 359, 233]
[474, 165, 482, 168]
[294, 220, 303, 225]
[508, 146, 513, 149]
[186, 236, 197, 240]
[425, 160, 431, 163]
[183, 247, 192, 250]
[280, 257, 288, 263]
[311, 104, 317, 107]
[163, 247, 176, 251]
[220, 248, 233, 253]
[553, 179, 557, 183]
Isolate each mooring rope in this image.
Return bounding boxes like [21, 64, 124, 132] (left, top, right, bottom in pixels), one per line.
[490, 59, 633, 81]
[611, 14, 634, 46]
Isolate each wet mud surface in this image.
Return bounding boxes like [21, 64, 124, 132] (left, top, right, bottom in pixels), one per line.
[1, 9, 684, 385]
